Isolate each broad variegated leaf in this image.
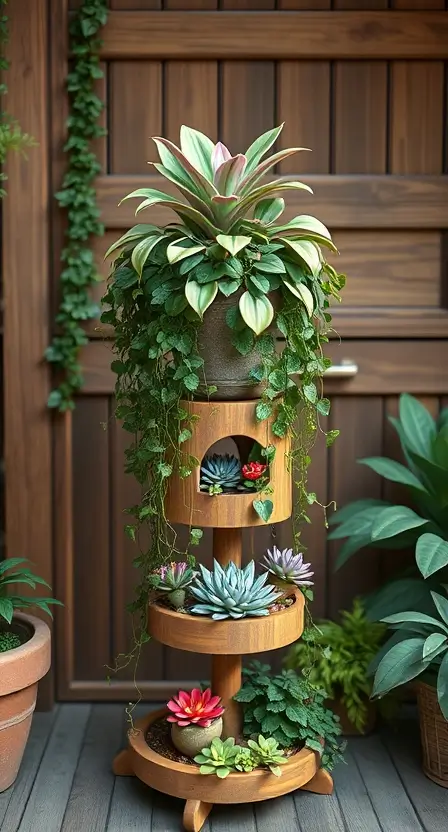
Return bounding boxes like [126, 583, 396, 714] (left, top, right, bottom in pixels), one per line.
[166, 239, 206, 265]
[180, 125, 215, 178]
[216, 235, 252, 256]
[153, 163, 215, 218]
[214, 154, 247, 195]
[283, 281, 314, 316]
[104, 224, 159, 260]
[131, 235, 163, 276]
[279, 238, 321, 276]
[129, 191, 220, 237]
[185, 279, 218, 318]
[273, 215, 332, 240]
[253, 198, 285, 224]
[244, 124, 284, 174]
[240, 148, 309, 194]
[212, 142, 232, 173]
[239, 291, 274, 335]
[153, 137, 217, 198]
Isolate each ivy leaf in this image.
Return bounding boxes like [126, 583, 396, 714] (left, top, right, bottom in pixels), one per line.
[190, 528, 203, 546]
[231, 327, 255, 356]
[303, 383, 318, 404]
[253, 499, 274, 523]
[317, 398, 330, 416]
[184, 373, 200, 392]
[255, 401, 272, 421]
[157, 462, 173, 478]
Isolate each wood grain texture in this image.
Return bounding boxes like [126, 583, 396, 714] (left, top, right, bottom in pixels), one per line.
[164, 61, 218, 144]
[148, 590, 304, 654]
[165, 399, 292, 528]
[390, 62, 445, 174]
[212, 653, 242, 739]
[333, 749, 382, 832]
[220, 61, 275, 152]
[278, 62, 330, 175]
[3, 0, 53, 709]
[334, 62, 387, 173]
[183, 799, 213, 832]
[109, 61, 162, 174]
[99, 12, 448, 59]
[126, 708, 319, 804]
[95, 174, 448, 229]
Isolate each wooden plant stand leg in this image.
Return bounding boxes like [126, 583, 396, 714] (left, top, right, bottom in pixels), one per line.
[183, 799, 213, 832]
[113, 748, 135, 776]
[300, 767, 334, 795]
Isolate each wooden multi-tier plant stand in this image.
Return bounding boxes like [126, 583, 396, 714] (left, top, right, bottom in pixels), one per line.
[113, 400, 333, 831]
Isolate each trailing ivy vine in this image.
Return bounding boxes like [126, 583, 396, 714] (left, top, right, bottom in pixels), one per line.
[0, 0, 35, 196]
[46, 0, 108, 410]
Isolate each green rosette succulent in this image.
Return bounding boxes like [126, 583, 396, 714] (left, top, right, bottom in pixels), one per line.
[190, 559, 281, 620]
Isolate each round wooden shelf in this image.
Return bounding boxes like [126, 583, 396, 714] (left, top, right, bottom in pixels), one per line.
[124, 708, 319, 805]
[165, 399, 292, 528]
[148, 590, 304, 654]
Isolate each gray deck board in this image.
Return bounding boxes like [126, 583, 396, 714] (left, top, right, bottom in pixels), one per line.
[2, 706, 448, 832]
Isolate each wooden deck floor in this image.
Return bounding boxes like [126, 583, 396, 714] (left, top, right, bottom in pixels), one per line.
[1, 704, 447, 832]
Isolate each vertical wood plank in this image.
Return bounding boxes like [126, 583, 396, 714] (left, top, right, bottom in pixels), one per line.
[334, 62, 388, 173]
[3, 0, 53, 708]
[92, 61, 108, 172]
[278, 62, 330, 175]
[164, 61, 218, 144]
[109, 62, 162, 174]
[390, 63, 444, 174]
[54, 412, 76, 698]
[110, 0, 162, 8]
[72, 398, 111, 680]
[327, 397, 383, 618]
[220, 61, 275, 152]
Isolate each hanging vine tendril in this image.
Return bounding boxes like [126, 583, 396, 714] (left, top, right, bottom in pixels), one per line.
[46, 0, 108, 410]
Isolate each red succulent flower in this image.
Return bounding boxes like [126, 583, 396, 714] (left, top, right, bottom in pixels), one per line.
[242, 462, 267, 481]
[166, 687, 225, 727]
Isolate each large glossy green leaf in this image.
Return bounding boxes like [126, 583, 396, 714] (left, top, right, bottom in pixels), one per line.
[253, 198, 285, 224]
[131, 235, 163, 277]
[273, 214, 332, 240]
[180, 125, 215, 179]
[334, 530, 374, 569]
[239, 292, 274, 335]
[416, 533, 448, 578]
[0, 597, 14, 624]
[104, 224, 160, 260]
[371, 506, 428, 542]
[185, 280, 218, 318]
[283, 281, 314, 316]
[437, 651, 448, 718]
[244, 124, 285, 174]
[431, 591, 448, 627]
[387, 415, 421, 477]
[358, 457, 428, 492]
[216, 235, 251, 256]
[399, 393, 436, 458]
[166, 240, 205, 265]
[432, 428, 448, 469]
[368, 630, 413, 675]
[328, 505, 384, 541]
[381, 611, 448, 635]
[372, 637, 428, 697]
[328, 498, 388, 527]
[279, 239, 321, 276]
[423, 633, 447, 660]
[365, 578, 435, 621]
[408, 451, 448, 505]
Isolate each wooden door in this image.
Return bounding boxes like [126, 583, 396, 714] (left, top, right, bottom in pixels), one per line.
[45, 0, 448, 700]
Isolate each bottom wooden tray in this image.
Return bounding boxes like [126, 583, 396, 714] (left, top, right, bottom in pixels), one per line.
[113, 708, 334, 831]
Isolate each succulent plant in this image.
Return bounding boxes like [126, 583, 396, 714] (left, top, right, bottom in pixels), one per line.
[234, 747, 257, 772]
[167, 687, 224, 727]
[190, 559, 281, 620]
[199, 454, 242, 495]
[152, 561, 197, 609]
[247, 735, 287, 777]
[261, 546, 314, 587]
[194, 736, 242, 778]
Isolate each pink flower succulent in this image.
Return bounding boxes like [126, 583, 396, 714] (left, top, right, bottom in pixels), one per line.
[166, 687, 225, 727]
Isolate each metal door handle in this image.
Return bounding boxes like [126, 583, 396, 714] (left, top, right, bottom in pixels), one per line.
[324, 360, 358, 378]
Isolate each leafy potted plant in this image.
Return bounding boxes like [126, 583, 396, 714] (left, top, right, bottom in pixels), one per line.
[102, 124, 345, 654]
[285, 599, 386, 735]
[0, 558, 61, 792]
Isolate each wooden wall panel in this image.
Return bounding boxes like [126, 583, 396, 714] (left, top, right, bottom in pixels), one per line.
[334, 62, 387, 173]
[109, 62, 162, 174]
[390, 63, 445, 174]
[278, 62, 330, 174]
[221, 62, 275, 151]
[72, 398, 111, 680]
[164, 62, 218, 143]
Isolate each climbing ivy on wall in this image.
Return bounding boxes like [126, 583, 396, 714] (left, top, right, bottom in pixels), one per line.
[0, 0, 35, 197]
[46, 0, 108, 410]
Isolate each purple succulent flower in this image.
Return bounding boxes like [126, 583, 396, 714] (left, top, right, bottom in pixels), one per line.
[261, 546, 314, 587]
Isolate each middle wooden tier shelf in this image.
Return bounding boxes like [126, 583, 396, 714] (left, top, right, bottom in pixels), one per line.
[148, 590, 304, 654]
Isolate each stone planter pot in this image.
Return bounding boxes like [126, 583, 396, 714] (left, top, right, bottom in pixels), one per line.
[0, 613, 51, 792]
[197, 292, 280, 401]
[170, 717, 223, 758]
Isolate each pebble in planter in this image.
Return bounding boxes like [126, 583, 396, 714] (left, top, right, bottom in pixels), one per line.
[167, 688, 225, 758]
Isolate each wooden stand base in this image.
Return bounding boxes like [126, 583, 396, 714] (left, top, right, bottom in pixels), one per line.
[112, 709, 334, 831]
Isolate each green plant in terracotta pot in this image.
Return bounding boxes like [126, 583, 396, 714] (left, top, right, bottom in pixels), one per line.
[102, 123, 345, 665]
[285, 599, 386, 734]
[167, 687, 225, 758]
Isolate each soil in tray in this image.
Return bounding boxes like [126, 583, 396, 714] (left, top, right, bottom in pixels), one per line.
[151, 594, 295, 616]
[146, 717, 299, 765]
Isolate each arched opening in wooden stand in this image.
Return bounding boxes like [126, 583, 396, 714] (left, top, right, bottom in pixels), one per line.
[199, 435, 272, 497]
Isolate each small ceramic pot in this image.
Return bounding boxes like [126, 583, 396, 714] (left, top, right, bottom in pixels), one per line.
[170, 717, 223, 758]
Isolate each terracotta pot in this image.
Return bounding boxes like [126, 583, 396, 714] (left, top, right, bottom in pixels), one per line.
[170, 717, 223, 758]
[330, 697, 376, 737]
[0, 613, 51, 792]
[197, 292, 280, 401]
